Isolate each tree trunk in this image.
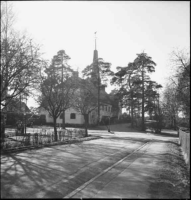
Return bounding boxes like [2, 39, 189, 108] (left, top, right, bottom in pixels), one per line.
[97, 84, 100, 126]
[97, 60, 100, 126]
[149, 107, 152, 120]
[138, 99, 141, 118]
[170, 116, 174, 129]
[131, 99, 134, 128]
[84, 114, 88, 137]
[62, 110, 65, 129]
[141, 65, 145, 131]
[1, 121, 5, 140]
[174, 116, 177, 130]
[53, 117, 57, 141]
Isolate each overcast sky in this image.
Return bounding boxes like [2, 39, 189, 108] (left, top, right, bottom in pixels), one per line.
[11, 1, 190, 107]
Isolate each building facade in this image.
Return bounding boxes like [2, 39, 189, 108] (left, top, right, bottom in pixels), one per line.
[39, 102, 114, 126]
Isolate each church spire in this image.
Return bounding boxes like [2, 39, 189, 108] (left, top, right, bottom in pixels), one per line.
[93, 32, 98, 62]
[95, 31, 97, 50]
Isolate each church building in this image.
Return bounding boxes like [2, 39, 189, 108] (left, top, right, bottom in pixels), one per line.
[39, 35, 122, 126]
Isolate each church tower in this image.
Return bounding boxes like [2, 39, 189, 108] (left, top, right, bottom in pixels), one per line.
[92, 32, 99, 81]
[93, 33, 98, 62]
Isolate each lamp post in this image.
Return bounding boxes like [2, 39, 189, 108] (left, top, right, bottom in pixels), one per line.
[22, 94, 27, 135]
[25, 96, 28, 134]
[24, 112, 26, 135]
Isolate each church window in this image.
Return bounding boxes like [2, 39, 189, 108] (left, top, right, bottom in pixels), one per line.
[70, 113, 76, 119]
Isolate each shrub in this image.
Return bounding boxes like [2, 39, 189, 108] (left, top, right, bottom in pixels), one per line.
[145, 120, 162, 133]
[33, 115, 46, 125]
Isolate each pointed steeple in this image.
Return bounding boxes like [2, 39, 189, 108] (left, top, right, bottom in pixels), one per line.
[91, 32, 99, 82]
[95, 32, 97, 50]
[93, 32, 98, 62]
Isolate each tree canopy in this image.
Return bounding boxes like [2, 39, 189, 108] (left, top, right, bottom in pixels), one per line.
[1, 2, 43, 110]
[111, 52, 161, 130]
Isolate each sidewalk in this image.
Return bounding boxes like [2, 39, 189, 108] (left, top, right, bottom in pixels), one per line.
[95, 142, 170, 198]
[71, 139, 190, 199]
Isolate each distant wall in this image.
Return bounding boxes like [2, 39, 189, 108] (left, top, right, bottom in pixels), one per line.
[178, 128, 190, 171]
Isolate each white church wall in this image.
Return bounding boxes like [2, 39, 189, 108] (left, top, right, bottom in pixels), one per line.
[39, 102, 118, 125]
[65, 108, 85, 124]
[39, 107, 85, 125]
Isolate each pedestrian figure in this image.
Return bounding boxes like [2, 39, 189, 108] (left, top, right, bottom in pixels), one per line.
[104, 117, 111, 132]
[104, 117, 115, 134]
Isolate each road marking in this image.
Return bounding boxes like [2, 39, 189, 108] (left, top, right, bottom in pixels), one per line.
[63, 141, 150, 199]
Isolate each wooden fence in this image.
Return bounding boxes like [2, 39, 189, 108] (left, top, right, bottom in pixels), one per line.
[1, 128, 86, 150]
[178, 127, 190, 171]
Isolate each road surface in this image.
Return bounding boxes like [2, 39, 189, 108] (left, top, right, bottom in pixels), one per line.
[1, 125, 189, 198]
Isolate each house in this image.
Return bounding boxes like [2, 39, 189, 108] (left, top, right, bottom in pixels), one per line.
[6, 98, 30, 114]
[1, 97, 31, 126]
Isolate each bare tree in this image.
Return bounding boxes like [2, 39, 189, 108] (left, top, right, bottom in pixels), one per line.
[38, 51, 77, 141]
[170, 48, 190, 75]
[161, 83, 179, 129]
[1, 1, 43, 110]
[0, 2, 44, 139]
[73, 79, 98, 137]
[169, 48, 190, 127]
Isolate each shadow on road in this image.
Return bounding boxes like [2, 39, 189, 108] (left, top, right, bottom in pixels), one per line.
[90, 123, 145, 133]
[1, 151, 75, 198]
[146, 130, 178, 138]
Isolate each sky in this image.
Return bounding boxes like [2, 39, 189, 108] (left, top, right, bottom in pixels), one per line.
[11, 1, 190, 108]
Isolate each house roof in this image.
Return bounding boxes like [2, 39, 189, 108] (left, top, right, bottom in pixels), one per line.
[2, 98, 30, 113]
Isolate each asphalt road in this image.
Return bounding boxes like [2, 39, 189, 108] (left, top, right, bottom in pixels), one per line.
[1, 125, 184, 198]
